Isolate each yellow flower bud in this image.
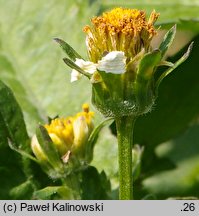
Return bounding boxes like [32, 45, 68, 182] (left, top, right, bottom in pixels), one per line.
[48, 133, 69, 156]
[32, 104, 95, 167]
[73, 115, 89, 153]
[31, 135, 48, 162]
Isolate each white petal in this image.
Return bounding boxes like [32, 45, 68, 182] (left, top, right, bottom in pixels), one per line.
[70, 58, 97, 82]
[97, 51, 126, 74]
[71, 69, 82, 82]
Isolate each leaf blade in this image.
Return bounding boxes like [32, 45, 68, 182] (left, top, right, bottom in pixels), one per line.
[54, 38, 83, 61]
[0, 80, 29, 150]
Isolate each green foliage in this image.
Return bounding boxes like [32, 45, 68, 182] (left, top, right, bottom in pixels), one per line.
[0, 81, 29, 150]
[0, 81, 30, 199]
[54, 38, 83, 61]
[134, 35, 199, 148]
[81, 166, 111, 200]
[133, 34, 199, 199]
[0, 54, 45, 134]
[0, 0, 199, 200]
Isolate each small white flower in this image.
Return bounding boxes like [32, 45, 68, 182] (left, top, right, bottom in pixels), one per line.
[97, 51, 126, 74]
[71, 58, 97, 82]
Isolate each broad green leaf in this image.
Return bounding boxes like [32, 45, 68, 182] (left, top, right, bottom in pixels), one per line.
[8, 139, 38, 163]
[143, 123, 199, 199]
[0, 121, 31, 199]
[159, 25, 176, 57]
[0, 80, 29, 150]
[178, 20, 199, 32]
[0, 81, 37, 199]
[0, 146, 26, 199]
[91, 126, 118, 191]
[0, 0, 99, 122]
[54, 38, 83, 61]
[81, 166, 111, 200]
[0, 54, 46, 135]
[0, 111, 7, 147]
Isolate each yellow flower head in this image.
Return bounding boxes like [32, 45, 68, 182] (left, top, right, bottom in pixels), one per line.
[31, 104, 96, 178]
[83, 8, 159, 63]
[44, 104, 94, 157]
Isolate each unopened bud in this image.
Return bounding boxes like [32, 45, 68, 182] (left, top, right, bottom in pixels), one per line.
[31, 135, 48, 162]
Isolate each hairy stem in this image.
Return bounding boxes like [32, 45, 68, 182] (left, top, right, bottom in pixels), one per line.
[115, 116, 136, 200]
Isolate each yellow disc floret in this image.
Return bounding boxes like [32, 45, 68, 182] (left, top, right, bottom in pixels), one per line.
[83, 8, 159, 62]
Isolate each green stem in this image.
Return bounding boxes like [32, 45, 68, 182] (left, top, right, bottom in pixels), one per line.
[115, 116, 136, 200]
[61, 174, 81, 199]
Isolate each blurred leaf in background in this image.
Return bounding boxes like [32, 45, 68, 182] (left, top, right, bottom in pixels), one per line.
[101, 0, 199, 32]
[0, 0, 101, 134]
[133, 35, 199, 199]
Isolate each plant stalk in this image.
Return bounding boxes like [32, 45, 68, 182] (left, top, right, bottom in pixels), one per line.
[62, 174, 81, 199]
[115, 116, 136, 200]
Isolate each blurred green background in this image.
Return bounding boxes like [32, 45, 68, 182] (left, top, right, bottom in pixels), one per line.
[0, 0, 199, 199]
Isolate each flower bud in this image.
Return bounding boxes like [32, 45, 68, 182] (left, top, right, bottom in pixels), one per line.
[56, 8, 192, 118]
[82, 8, 191, 117]
[83, 8, 160, 117]
[31, 135, 48, 162]
[72, 116, 89, 155]
[31, 104, 95, 178]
